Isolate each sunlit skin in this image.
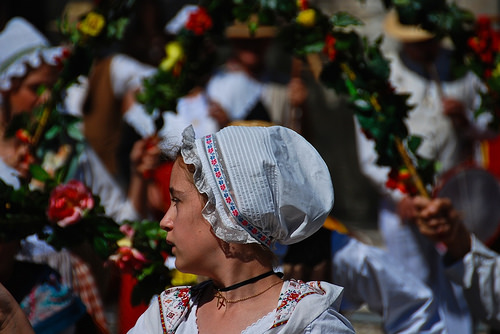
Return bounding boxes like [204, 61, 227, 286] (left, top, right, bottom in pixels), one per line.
[7, 63, 58, 117]
[0, 63, 57, 178]
[160, 158, 222, 276]
[159, 157, 283, 333]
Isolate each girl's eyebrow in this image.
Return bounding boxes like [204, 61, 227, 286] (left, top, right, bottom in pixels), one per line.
[169, 187, 185, 197]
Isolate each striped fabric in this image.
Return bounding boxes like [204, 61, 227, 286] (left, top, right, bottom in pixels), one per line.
[70, 254, 109, 334]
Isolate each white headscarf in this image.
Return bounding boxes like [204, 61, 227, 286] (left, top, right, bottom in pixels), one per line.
[181, 125, 334, 247]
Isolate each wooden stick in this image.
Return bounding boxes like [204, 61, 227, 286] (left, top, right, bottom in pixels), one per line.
[31, 106, 52, 148]
[395, 137, 430, 198]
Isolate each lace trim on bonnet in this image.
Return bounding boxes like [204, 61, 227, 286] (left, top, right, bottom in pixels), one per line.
[0, 47, 66, 91]
[180, 126, 257, 245]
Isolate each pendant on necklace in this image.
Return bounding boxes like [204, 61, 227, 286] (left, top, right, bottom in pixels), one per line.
[215, 291, 226, 309]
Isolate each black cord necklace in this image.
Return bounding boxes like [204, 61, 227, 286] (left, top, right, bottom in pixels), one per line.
[213, 270, 281, 292]
[212, 270, 283, 309]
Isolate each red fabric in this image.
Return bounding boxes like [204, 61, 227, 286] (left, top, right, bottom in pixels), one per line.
[482, 136, 500, 179]
[118, 273, 148, 334]
[153, 161, 174, 211]
[118, 161, 173, 333]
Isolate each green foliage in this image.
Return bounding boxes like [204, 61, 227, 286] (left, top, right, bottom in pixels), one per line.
[330, 12, 363, 28]
[121, 219, 171, 305]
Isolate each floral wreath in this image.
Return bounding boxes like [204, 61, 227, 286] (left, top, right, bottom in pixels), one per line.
[138, 0, 497, 197]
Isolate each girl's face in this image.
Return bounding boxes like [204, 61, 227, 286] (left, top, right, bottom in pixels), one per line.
[160, 158, 221, 275]
[7, 63, 57, 116]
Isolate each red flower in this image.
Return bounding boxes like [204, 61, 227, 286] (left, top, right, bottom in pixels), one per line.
[185, 7, 212, 36]
[480, 51, 494, 64]
[485, 68, 493, 79]
[15, 129, 31, 144]
[109, 246, 148, 274]
[297, 0, 309, 10]
[477, 16, 492, 30]
[120, 224, 135, 239]
[385, 168, 418, 195]
[323, 34, 337, 61]
[47, 180, 94, 227]
[53, 47, 72, 69]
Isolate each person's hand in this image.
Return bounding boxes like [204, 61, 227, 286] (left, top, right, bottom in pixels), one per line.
[130, 136, 161, 179]
[0, 283, 34, 334]
[413, 196, 471, 260]
[288, 78, 308, 108]
[208, 100, 230, 128]
[442, 98, 469, 129]
[397, 196, 418, 222]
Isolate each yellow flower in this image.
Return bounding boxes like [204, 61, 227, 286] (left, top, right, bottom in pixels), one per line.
[492, 62, 500, 78]
[171, 269, 197, 286]
[296, 9, 316, 28]
[117, 237, 132, 248]
[160, 41, 184, 72]
[78, 12, 106, 37]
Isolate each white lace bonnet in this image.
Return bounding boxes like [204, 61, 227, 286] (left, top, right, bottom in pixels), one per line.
[181, 125, 334, 247]
[0, 17, 66, 91]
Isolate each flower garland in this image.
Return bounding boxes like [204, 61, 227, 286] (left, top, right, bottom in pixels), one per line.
[137, 0, 438, 195]
[465, 16, 500, 130]
[4, 0, 498, 306]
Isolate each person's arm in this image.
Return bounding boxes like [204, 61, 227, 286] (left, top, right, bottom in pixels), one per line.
[446, 235, 500, 329]
[443, 72, 496, 141]
[413, 196, 500, 328]
[0, 283, 34, 334]
[331, 232, 446, 334]
[128, 136, 160, 218]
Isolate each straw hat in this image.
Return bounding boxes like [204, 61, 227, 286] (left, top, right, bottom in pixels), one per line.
[383, 9, 434, 43]
[225, 15, 277, 39]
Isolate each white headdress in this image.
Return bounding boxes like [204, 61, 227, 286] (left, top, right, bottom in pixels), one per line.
[181, 125, 334, 247]
[0, 17, 67, 91]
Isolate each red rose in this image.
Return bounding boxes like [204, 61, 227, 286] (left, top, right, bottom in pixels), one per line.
[185, 7, 212, 36]
[109, 247, 148, 274]
[47, 180, 95, 227]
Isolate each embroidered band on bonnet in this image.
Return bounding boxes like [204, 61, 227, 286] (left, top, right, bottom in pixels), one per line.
[181, 125, 334, 247]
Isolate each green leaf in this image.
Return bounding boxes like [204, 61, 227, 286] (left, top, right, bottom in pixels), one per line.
[44, 125, 61, 140]
[407, 135, 422, 153]
[331, 12, 363, 28]
[36, 84, 47, 96]
[93, 236, 111, 259]
[303, 41, 326, 54]
[67, 123, 84, 141]
[29, 164, 51, 182]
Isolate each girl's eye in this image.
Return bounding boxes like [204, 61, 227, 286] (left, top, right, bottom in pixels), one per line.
[171, 197, 180, 204]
